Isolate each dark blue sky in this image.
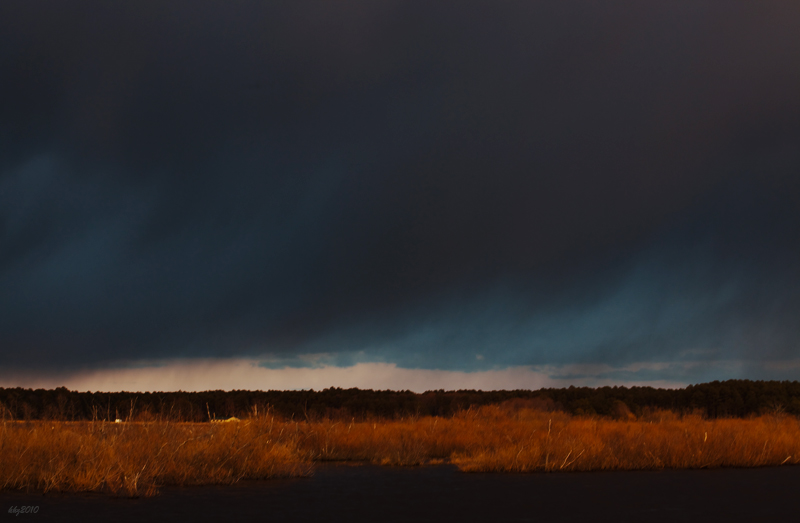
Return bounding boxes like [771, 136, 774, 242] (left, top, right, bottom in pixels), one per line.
[1, 1, 799, 388]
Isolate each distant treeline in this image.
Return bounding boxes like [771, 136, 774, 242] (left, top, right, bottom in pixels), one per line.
[1, 380, 799, 421]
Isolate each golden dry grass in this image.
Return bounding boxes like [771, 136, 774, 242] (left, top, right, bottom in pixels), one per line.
[448, 406, 800, 472]
[297, 406, 800, 472]
[3, 406, 799, 497]
[0, 417, 311, 497]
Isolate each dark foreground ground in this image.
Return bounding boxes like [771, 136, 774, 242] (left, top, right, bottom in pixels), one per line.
[2, 464, 798, 523]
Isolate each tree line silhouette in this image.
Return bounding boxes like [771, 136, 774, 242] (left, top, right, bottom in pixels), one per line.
[1, 380, 799, 422]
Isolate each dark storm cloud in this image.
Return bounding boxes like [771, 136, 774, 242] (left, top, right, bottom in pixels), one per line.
[1, 1, 799, 373]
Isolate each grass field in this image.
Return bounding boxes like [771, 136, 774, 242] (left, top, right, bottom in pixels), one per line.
[0, 416, 311, 497]
[3, 404, 799, 496]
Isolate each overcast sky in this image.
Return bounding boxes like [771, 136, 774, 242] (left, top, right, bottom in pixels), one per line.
[1, 1, 799, 391]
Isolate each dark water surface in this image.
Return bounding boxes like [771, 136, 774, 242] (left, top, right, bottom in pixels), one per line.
[2, 464, 798, 522]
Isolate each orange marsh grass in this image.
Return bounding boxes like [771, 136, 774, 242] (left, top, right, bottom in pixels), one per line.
[448, 406, 800, 472]
[3, 406, 800, 497]
[0, 417, 311, 497]
[298, 406, 800, 472]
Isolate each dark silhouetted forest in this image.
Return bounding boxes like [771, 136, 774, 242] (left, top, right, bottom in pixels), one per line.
[1, 380, 799, 422]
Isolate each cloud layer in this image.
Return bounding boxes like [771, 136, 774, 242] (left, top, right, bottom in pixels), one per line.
[1, 2, 799, 385]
